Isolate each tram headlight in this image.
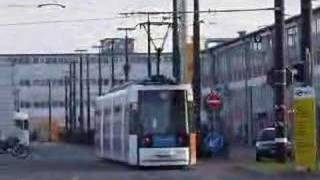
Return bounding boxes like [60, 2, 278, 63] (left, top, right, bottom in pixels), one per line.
[142, 135, 153, 147]
[130, 103, 138, 112]
[177, 133, 189, 147]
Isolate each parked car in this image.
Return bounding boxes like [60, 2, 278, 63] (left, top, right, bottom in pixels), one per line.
[255, 127, 293, 161]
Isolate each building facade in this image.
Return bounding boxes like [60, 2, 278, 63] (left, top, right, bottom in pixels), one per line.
[202, 7, 320, 144]
[0, 51, 173, 131]
[0, 60, 15, 139]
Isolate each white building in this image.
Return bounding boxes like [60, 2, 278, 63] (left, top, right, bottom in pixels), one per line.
[0, 51, 173, 131]
[0, 60, 15, 140]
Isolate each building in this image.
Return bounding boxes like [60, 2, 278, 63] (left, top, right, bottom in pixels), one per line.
[100, 38, 135, 54]
[0, 60, 15, 140]
[0, 49, 173, 133]
[202, 7, 320, 144]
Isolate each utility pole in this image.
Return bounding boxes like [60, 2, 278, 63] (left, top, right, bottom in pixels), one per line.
[69, 63, 74, 131]
[64, 76, 69, 133]
[72, 59, 77, 130]
[147, 15, 152, 77]
[156, 48, 163, 76]
[75, 49, 87, 134]
[173, 0, 181, 83]
[79, 53, 84, 133]
[86, 54, 91, 134]
[137, 21, 171, 77]
[117, 27, 136, 82]
[101, 38, 122, 87]
[300, 0, 313, 85]
[111, 40, 115, 86]
[193, 0, 201, 131]
[48, 80, 52, 142]
[273, 0, 287, 162]
[14, 89, 20, 112]
[124, 31, 129, 81]
[92, 45, 103, 95]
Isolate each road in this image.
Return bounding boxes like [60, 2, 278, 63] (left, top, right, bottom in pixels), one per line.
[0, 143, 317, 180]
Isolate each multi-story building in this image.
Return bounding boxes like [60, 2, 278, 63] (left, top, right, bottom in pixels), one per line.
[0, 49, 173, 132]
[0, 60, 15, 139]
[202, 7, 320, 144]
[100, 38, 135, 54]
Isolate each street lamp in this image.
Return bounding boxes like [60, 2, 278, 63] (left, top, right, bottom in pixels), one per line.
[117, 27, 136, 82]
[37, 3, 66, 9]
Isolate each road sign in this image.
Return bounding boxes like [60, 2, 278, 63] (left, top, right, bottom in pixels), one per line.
[293, 86, 317, 171]
[206, 92, 222, 111]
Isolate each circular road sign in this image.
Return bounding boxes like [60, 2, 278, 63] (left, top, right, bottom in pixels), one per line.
[206, 92, 222, 110]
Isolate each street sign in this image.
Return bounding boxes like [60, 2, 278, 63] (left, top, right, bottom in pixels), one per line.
[293, 86, 317, 171]
[206, 92, 222, 111]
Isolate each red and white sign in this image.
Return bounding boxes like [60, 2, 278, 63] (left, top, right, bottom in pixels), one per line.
[206, 92, 222, 110]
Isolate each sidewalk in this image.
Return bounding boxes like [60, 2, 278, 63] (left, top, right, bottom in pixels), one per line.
[228, 145, 320, 178]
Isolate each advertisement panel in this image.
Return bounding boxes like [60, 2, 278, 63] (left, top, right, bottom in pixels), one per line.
[293, 86, 317, 171]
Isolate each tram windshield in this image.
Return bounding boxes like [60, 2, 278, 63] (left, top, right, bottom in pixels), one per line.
[139, 90, 187, 135]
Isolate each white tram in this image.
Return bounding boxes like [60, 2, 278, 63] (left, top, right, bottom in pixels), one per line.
[94, 78, 196, 166]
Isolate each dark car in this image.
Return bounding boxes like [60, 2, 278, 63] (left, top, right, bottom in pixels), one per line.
[255, 127, 293, 161]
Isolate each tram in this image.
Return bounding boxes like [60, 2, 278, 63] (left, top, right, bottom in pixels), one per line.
[94, 77, 196, 166]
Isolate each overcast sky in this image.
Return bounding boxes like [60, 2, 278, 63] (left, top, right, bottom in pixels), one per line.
[0, 0, 318, 54]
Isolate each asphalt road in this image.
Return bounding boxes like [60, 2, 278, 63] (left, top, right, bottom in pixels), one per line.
[0, 143, 317, 180]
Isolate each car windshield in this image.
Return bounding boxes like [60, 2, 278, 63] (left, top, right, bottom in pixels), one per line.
[138, 90, 187, 135]
[258, 129, 275, 141]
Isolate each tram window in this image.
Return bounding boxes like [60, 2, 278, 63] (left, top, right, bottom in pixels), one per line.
[95, 110, 101, 117]
[23, 120, 29, 130]
[139, 90, 187, 135]
[114, 106, 121, 113]
[104, 108, 110, 115]
[14, 120, 28, 130]
[14, 120, 23, 129]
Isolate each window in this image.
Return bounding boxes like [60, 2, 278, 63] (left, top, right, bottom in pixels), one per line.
[33, 57, 40, 64]
[139, 90, 187, 135]
[287, 26, 297, 48]
[317, 18, 320, 34]
[312, 19, 317, 34]
[104, 108, 111, 116]
[91, 79, 98, 85]
[103, 79, 109, 85]
[52, 101, 60, 107]
[20, 80, 31, 86]
[20, 101, 31, 108]
[258, 129, 275, 141]
[59, 101, 65, 107]
[33, 102, 40, 108]
[114, 106, 121, 113]
[252, 41, 262, 51]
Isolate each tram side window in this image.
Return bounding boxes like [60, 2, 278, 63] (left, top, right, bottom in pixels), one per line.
[104, 108, 111, 116]
[95, 110, 102, 127]
[14, 120, 29, 130]
[129, 103, 139, 134]
[114, 105, 121, 114]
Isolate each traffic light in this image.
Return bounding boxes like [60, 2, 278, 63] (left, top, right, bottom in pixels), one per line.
[291, 63, 305, 83]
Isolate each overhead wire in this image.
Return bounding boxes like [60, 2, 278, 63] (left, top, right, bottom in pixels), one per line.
[0, 16, 137, 27]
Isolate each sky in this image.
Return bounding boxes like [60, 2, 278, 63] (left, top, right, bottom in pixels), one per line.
[0, 0, 318, 54]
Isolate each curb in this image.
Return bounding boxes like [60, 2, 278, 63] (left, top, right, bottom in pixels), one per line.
[235, 162, 320, 177]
